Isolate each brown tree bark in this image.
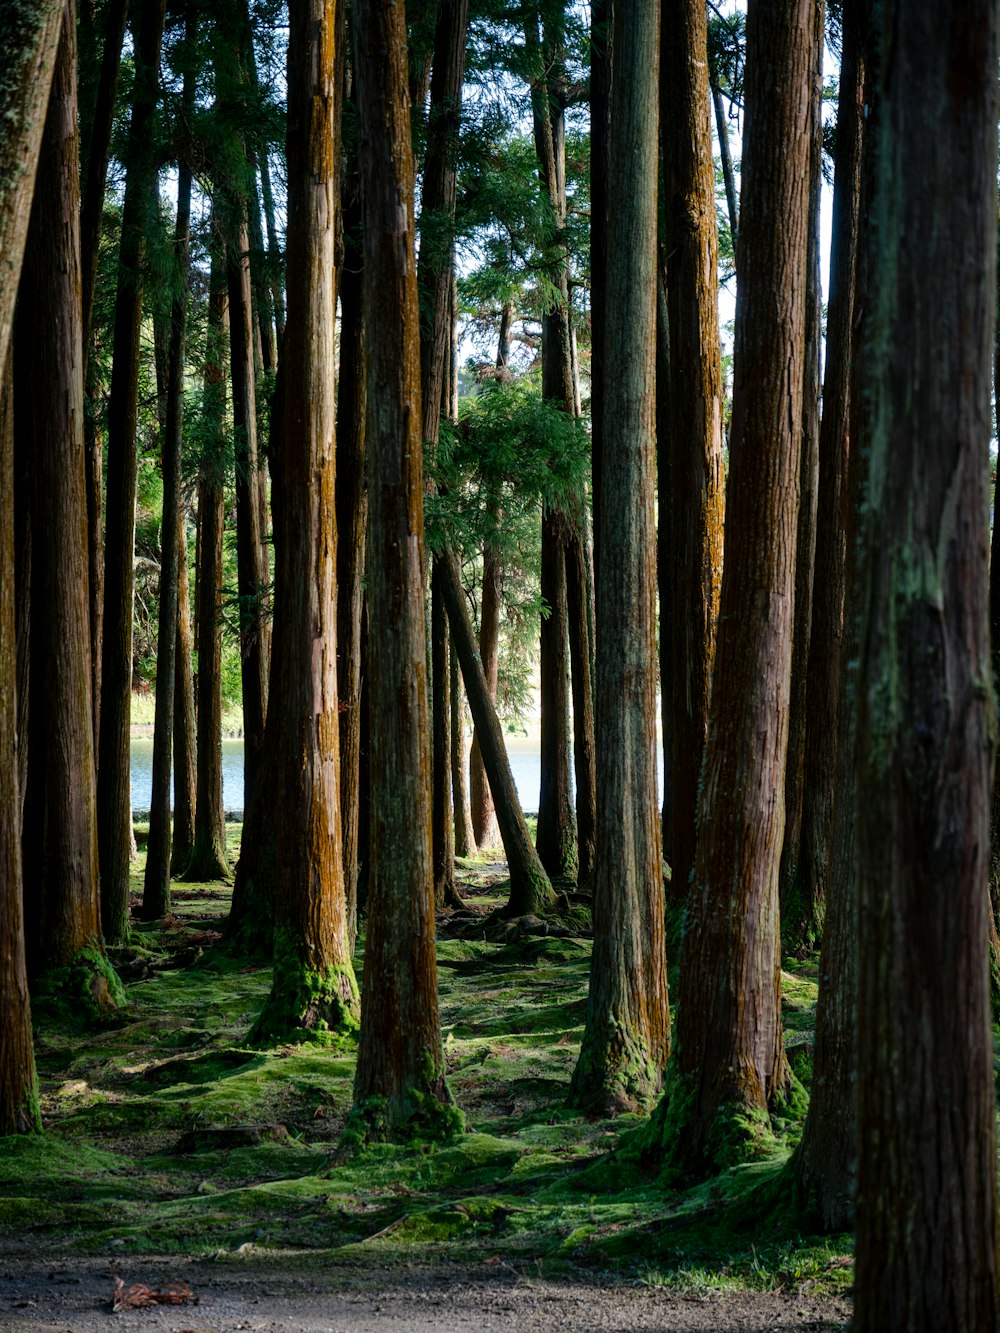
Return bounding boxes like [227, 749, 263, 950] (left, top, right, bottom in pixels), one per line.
[187, 254, 230, 883]
[589, 0, 611, 574]
[779, 0, 824, 948]
[171, 501, 197, 875]
[431, 566, 460, 908]
[226, 211, 269, 818]
[251, 0, 359, 1044]
[789, 0, 867, 1233]
[336, 169, 367, 950]
[97, 0, 167, 946]
[564, 500, 596, 884]
[17, 2, 117, 1012]
[0, 346, 39, 1135]
[469, 544, 501, 848]
[450, 640, 476, 858]
[653, 0, 813, 1175]
[660, 0, 726, 908]
[854, 0, 1000, 1325]
[351, 0, 456, 1138]
[144, 27, 194, 917]
[569, 0, 668, 1116]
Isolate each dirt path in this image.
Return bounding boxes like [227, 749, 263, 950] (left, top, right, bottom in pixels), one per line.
[0, 1253, 850, 1332]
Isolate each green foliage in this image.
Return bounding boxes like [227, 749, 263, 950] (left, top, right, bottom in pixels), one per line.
[32, 945, 126, 1027]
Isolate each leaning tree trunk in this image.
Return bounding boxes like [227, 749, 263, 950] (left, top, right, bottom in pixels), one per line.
[660, 0, 726, 909]
[430, 566, 460, 908]
[17, 3, 118, 1011]
[352, 0, 457, 1140]
[0, 347, 39, 1135]
[250, 0, 359, 1044]
[144, 41, 194, 918]
[187, 254, 230, 883]
[650, 0, 813, 1177]
[854, 0, 1000, 1326]
[469, 543, 501, 848]
[569, 0, 669, 1117]
[97, 0, 167, 946]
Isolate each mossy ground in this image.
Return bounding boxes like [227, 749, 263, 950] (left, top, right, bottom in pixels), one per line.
[0, 826, 851, 1298]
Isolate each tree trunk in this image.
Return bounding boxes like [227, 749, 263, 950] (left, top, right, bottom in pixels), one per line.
[709, 75, 739, 255]
[431, 565, 460, 907]
[570, 0, 668, 1117]
[788, 0, 867, 1234]
[144, 29, 194, 917]
[654, 0, 813, 1175]
[171, 500, 197, 875]
[440, 548, 555, 917]
[250, 0, 359, 1044]
[589, 0, 611, 574]
[565, 499, 596, 884]
[536, 508, 576, 879]
[779, 0, 824, 949]
[17, 2, 117, 1014]
[352, 0, 455, 1138]
[792, 0, 864, 965]
[451, 640, 476, 858]
[336, 170, 367, 951]
[226, 212, 269, 818]
[469, 543, 501, 847]
[97, 0, 167, 946]
[0, 0, 63, 373]
[259, 153, 285, 345]
[0, 345, 39, 1135]
[854, 1, 1000, 1325]
[660, 0, 726, 908]
[187, 252, 230, 883]
[655, 272, 674, 865]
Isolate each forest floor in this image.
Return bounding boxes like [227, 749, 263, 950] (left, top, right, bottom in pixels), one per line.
[0, 829, 852, 1331]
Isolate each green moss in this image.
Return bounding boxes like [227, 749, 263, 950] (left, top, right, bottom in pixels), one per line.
[33, 944, 125, 1025]
[249, 928, 360, 1046]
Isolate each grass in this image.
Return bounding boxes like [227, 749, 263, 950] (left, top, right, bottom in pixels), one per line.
[0, 828, 853, 1296]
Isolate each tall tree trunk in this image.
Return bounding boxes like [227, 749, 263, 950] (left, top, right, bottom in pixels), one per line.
[171, 501, 197, 874]
[251, 0, 359, 1044]
[451, 640, 476, 858]
[792, 0, 865, 969]
[336, 170, 367, 951]
[709, 70, 739, 255]
[226, 212, 269, 817]
[588, 0, 611, 574]
[97, 0, 167, 946]
[416, 0, 469, 909]
[660, 0, 726, 908]
[144, 23, 194, 917]
[187, 253, 230, 882]
[469, 544, 501, 847]
[352, 0, 456, 1138]
[570, 0, 667, 1116]
[779, 0, 824, 949]
[788, 0, 867, 1233]
[0, 346, 39, 1135]
[652, 0, 813, 1175]
[259, 153, 285, 345]
[854, 0, 1000, 1325]
[565, 499, 596, 884]
[16, 3, 118, 1011]
[655, 272, 673, 864]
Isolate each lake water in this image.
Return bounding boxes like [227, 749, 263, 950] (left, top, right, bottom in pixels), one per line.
[130, 736, 665, 818]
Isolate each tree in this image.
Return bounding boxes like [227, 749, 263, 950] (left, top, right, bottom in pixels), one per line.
[186, 248, 231, 883]
[853, 0, 1000, 1324]
[569, 0, 668, 1116]
[97, 0, 167, 946]
[251, 0, 359, 1043]
[660, 0, 726, 907]
[144, 11, 195, 916]
[351, 0, 458, 1139]
[16, 0, 120, 1014]
[647, 0, 813, 1175]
